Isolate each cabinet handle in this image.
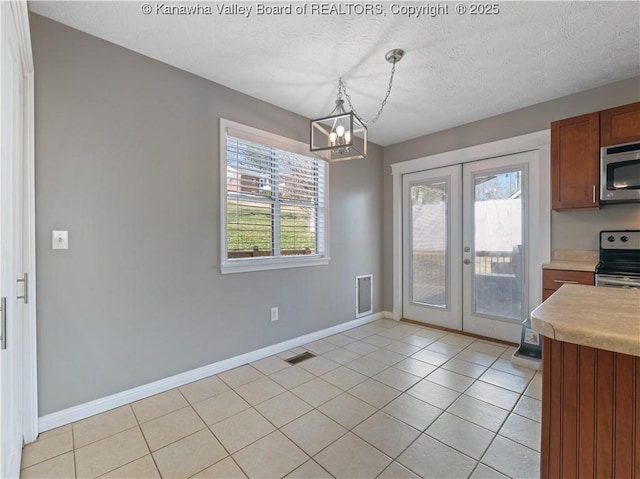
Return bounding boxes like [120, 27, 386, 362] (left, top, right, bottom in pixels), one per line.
[17, 272, 28, 304]
[592, 185, 596, 204]
[554, 279, 579, 284]
[0, 297, 6, 350]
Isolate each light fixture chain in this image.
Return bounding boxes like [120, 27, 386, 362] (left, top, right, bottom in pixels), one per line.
[339, 60, 397, 126]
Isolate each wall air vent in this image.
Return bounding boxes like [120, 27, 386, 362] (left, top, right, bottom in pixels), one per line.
[356, 274, 373, 318]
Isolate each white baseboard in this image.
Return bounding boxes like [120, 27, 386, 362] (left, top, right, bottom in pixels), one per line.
[38, 311, 391, 434]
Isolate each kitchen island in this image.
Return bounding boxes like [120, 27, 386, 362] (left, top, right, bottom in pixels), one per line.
[530, 285, 640, 479]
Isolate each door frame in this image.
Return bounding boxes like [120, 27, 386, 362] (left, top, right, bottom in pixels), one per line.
[1, 0, 37, 447]
[391, 130, 551, 326]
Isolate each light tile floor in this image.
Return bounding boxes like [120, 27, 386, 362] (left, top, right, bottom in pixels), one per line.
[20, 319, 542, 479]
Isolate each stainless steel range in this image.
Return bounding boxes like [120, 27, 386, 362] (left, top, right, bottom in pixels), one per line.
[595, 230, 640, 289]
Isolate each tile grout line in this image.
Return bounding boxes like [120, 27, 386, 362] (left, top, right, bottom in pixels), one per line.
[225, 331, 535, 473]
[85, 424, 148, 479]
[283, 362, 433, 475]
[129, 401, 162, 479]
[364, 333, 538, 477]
[26, 322, 539, 479]
[474, 371, 541, 477]
[182, 379, 309, 479]
[292, 328, 526, 474]
[185, 402, 237, 477]
[216, 351, 394, 475]
[19, 439, 73, 474]
[381, 377, 472, 474]
[71, 423, 77, 479]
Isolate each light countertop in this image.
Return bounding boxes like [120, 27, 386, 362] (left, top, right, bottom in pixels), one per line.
[542, 249, 598, 273]
[542, 261, 598, 272]
[531, 284, 640, 357]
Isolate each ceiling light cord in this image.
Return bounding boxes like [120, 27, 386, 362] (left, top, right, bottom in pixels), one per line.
[338, 58, 398, 126]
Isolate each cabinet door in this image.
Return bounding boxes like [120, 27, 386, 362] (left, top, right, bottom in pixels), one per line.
[600, 102, 640, 146]
[551, 112, 600, 210]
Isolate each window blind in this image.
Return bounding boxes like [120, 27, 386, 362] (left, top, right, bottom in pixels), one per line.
[225, 134, 326, 260]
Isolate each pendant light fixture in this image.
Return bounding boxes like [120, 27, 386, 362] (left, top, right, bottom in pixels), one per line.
[310, 48, 404, 162]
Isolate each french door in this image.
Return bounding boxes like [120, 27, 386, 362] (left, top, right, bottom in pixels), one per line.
[402, 152, 532, 342]
[402, 165, 462, 330]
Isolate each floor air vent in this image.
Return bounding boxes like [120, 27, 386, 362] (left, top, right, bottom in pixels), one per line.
[285, 351, 316, 365]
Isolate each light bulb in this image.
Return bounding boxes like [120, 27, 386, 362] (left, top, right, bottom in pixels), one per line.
[336, 125, 345, 137]
[329, 132, 337, 146]
[344, 131, 351, 144]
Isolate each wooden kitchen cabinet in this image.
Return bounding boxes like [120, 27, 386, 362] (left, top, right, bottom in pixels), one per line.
[600, 101, 640, 146]
[542, 269, 594, 301]
[532, 285, 640, 479]
[551, 112, 600, 210]
[551, 102, 640, 210]
[541, 337, 640, 479]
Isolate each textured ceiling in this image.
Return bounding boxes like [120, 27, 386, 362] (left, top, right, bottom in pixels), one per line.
[30, 1, 640, 146]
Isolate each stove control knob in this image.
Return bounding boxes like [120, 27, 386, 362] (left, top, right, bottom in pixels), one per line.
[621, 235, 629, 242]
[607, 235, 615, 242]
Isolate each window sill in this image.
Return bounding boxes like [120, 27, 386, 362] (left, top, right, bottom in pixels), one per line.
[220, 256, 331, 274]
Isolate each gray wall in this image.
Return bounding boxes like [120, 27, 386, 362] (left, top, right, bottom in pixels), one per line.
[32, 12, 640, 415]
[383, 77, 640, 310]
[32, 14, 384, 415]
[551, 205, 640, 251]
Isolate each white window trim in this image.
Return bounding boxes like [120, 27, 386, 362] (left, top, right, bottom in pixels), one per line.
[219, 119, 330, 274]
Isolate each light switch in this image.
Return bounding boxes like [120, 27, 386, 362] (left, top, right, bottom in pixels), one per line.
[52, 230, 68, 250]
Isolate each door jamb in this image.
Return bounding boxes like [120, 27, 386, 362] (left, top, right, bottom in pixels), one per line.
[5, 0, 37, 444]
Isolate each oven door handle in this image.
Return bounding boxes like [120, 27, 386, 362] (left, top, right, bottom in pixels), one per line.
[597, 277, 640, 288]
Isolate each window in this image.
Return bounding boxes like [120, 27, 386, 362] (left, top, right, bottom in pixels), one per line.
[220, 119, 329, 273]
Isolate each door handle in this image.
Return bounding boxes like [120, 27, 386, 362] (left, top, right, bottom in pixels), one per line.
[463, 258, 471, 265]
[17, 272, 28, 304]
[463, 247, 471, 253]
[0, 297, 6, 350]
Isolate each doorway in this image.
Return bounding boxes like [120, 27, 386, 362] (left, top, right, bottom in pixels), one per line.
[402, 151, 535, 342]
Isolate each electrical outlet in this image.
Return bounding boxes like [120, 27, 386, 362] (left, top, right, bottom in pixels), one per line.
[270, 307, 278, 322]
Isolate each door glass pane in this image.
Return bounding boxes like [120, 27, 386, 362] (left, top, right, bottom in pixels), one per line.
[473, 169, 524, 320]
[410, 179, 448, 308]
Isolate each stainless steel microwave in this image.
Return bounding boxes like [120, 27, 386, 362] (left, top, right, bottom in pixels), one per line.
[600, 141, 640, 203]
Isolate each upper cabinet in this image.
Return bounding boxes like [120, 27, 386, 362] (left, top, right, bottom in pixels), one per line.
[551, 112, 600, 210]
[600, 102, 640, 146]
[551, 102, 640, 210]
